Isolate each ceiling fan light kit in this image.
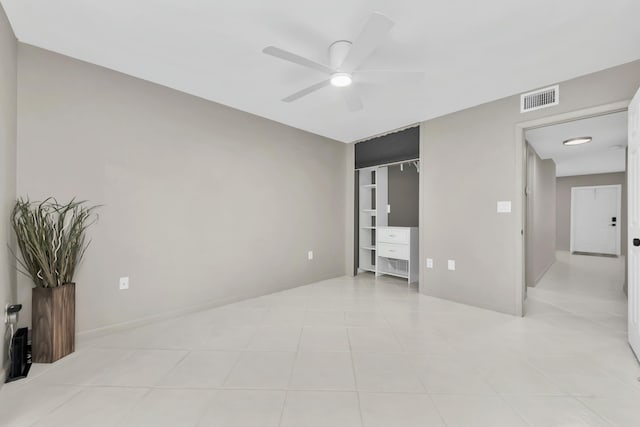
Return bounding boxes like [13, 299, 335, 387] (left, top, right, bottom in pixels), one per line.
[263, 12, 424, 112]
[330, 73, 353, 87]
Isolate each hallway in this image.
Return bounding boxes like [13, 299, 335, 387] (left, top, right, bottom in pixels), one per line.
[524, 251, 639, 426]
[527, 251, 627, 323]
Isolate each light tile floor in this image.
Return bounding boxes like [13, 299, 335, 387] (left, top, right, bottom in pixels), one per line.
[2, 251, 639, 426]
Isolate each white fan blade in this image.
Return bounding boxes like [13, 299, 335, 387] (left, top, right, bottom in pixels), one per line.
[353, 70, 424, 85]
[342, 86, 363, 112]
[282, 80, 331, 103]
[340, 12, 394, 72]
[263, 46, 333, 75]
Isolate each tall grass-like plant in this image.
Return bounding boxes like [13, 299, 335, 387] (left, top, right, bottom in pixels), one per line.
[11, 198, 99, 288]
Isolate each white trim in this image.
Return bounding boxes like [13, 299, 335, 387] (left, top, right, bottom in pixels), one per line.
[419, 123, 425, 293]
[570, 184, 622, 256]
[570, 187, 575, 254]
[76, 278, 345, 343]
[515, 100, 630, 317]
[515, 124, 525, 314]
[517, 101, 629, 131]
[532, 257, 555, 287]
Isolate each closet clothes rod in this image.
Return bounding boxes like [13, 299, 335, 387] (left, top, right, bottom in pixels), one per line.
[355, 158, 420, 171]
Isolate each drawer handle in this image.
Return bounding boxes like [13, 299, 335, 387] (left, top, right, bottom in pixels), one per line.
[388, 234, 396, 237]
[389, 249, 395, 252]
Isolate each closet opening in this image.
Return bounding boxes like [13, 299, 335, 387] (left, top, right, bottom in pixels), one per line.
[354, 127, 420, 288]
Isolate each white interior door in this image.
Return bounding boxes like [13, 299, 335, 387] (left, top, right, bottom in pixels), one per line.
[571, 185, 621, 255]
[628, 87, 640, 360]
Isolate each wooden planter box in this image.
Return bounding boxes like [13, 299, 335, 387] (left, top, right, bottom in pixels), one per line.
[32, 283, 75, 363]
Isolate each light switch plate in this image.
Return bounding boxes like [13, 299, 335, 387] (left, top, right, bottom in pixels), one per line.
[308, 250, 314, 260]
[447, 260, 455, 271]
[497, 201, 512, 213]
[426, 258, 433, 269]
[119, 277, 129, 290]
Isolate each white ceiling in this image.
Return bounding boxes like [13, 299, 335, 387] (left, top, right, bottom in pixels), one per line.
[2, 0, 640, 143]
[526, 111, 628, 177]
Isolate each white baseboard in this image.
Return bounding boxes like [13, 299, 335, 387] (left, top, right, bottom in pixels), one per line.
[530, 258, 556, 287]
[76, 292, 248, 343]
[76, 275, 344, 344]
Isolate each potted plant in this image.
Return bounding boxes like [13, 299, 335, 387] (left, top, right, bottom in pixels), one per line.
[11, 198, 98, 363]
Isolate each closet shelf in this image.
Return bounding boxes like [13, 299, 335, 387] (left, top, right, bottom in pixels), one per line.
[377, 268, 408, 279]
[358, 166, 387, 277]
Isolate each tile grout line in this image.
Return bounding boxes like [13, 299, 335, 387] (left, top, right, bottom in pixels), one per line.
[493, 393, 534, 427]
[276, 324, 304, 427]
[23, 385, 85, 427]
[345, 321, 365, 427]
[219, 351, 249, 389]
[109, 386, 154, 426]
[572, 396, 618, 427]
[149, 349, 192, 389]
[223, 317, 266, 387]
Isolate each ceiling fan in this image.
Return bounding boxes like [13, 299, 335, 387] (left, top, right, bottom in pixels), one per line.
[263, 12, 424, 112]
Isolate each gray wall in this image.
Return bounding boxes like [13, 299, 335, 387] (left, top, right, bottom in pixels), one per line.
[525, 145, 556, 286]
[556, 172, 627, 255]
[16, 45, 348, 335]
[388, 163, 419, 227]
[0, 4, 17, 378]
[420, 59, 640, 315]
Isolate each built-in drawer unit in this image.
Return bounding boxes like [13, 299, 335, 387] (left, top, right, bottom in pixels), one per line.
[376, 226, 418, 284]
[377, 242, 410, 260]
[378, 227, 410, 244]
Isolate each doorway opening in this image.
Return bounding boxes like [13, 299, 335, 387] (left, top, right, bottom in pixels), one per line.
[522, 110, 628, 320]
[352, 126, 421, 290]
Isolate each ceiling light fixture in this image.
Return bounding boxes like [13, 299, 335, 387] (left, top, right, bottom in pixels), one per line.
[563, 136, 592, 146]
[330, 72, 353, 87]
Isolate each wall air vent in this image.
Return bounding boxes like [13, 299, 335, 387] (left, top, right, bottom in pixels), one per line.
[520, 85, 559, 113]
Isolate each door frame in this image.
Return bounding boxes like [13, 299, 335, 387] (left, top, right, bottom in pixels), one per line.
[514, 100, 630, 316]
[570, 184, 622, 256]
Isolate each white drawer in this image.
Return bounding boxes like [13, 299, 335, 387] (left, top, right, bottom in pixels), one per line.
[378, 227, 410, 244]
[378, 243, 410, 260]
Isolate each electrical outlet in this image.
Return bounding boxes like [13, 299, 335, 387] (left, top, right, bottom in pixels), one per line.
[448, 260, 456, 271]
[426, 258, 433, 269]
[119, 277, 129, 290]
[497, 201, 511, 213]
[308, 251, 313, 260]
